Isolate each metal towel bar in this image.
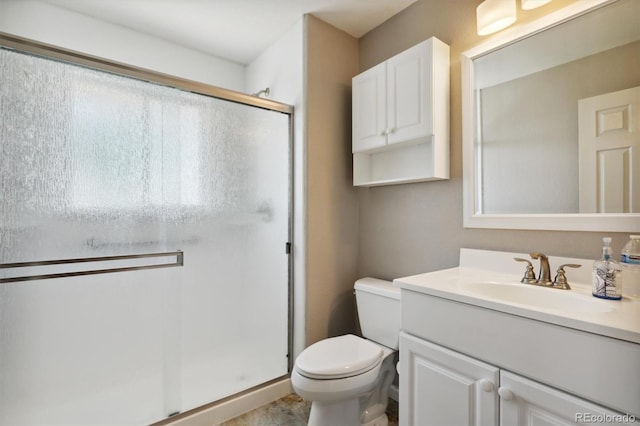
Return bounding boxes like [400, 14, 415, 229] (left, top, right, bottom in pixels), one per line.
[0, 251, 183, 284]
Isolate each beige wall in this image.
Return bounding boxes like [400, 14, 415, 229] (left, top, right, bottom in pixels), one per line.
[356, 0, 633, 281]
[304, 15, 360, 345]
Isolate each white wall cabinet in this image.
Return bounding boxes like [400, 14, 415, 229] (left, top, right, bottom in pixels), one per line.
[352, 37, 449, 186]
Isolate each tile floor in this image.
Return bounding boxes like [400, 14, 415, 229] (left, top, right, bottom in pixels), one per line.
[219, 394, 398, 426]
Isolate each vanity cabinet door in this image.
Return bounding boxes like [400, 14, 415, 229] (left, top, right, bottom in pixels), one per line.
[352, 61, 387, 153]
[400, 332, 499, 426]
[499, 371, 629, 426]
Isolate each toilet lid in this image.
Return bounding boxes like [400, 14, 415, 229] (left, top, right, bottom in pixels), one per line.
[295, 334, 383, 379]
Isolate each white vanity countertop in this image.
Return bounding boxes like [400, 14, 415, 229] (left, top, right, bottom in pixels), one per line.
[394, 248, 640, 344]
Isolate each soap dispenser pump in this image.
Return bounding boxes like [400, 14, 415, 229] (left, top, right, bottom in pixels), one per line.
[592, 237, 622, 300]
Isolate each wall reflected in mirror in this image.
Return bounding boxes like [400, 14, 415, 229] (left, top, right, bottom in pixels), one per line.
[474, 0, 639, 215]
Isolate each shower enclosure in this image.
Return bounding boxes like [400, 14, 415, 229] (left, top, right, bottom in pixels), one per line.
[0, 37, 292, 425]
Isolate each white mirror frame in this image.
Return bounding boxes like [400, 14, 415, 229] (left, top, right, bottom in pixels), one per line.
[462, 0, 640, 232]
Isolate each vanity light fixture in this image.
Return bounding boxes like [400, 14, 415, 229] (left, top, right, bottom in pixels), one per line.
[521, 0, 552, 10]
[476, 0, 517, 36]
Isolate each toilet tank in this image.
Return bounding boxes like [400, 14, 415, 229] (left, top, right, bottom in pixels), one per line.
[354, 277, 401, 350]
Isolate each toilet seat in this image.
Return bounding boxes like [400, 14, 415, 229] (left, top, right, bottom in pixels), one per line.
[295, 334, 383, 380]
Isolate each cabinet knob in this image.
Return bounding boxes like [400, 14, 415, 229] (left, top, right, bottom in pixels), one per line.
[388, 127, 397, 134]
[498, 387, 514, 401]
[380, 129, 388, 136]
[477, 379, 494, 392]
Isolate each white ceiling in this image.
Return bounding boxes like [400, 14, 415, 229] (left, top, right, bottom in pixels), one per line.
[43, 0, 418, 64]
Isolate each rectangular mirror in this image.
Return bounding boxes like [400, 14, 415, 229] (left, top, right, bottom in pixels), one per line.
[462, 0, 640, 232]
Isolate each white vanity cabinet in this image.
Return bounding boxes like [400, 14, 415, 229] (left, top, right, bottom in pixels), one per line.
[401, 329, 630, 426]
[398, 288, 640, 426]
[396, 249, 640, 425]
[351, 37, 449, 186]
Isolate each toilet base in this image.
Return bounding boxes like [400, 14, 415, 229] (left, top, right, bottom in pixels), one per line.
[307, 399, 390, 426]
[308, 398, 361, 426]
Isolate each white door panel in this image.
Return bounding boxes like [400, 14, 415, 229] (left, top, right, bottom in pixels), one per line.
[579, 86, 640, 213]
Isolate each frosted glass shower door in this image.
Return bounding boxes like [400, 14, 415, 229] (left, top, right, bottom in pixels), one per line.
[1, 46, 291, 424]
[0, 48, 185, 424]
[178, 103, 291, 410]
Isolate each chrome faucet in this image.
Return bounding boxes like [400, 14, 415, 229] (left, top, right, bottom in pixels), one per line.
[529, 252, 552, 285]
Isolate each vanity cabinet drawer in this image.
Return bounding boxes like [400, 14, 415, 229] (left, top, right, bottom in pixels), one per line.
[401, 289, 640, 417]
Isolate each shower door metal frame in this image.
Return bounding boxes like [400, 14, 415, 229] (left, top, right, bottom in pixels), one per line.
[0, 31, 295, 373]
[0, 33, 293, 114]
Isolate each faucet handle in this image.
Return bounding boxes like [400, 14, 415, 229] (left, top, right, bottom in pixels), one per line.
[552, 264, 581, 290]
[514, 257, 537, 284]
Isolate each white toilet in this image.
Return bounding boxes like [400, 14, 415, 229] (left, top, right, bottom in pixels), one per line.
[292, 277, 400, 426]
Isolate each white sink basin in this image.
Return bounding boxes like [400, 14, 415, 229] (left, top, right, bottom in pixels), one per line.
[458, 281, 615, 313]
[394, 248, 639, 345]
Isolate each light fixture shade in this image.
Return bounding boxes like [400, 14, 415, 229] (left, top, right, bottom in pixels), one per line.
[477, 0, 517, 36]
[521, 0, 552, 10]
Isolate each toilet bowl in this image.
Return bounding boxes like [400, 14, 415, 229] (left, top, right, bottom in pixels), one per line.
[292, 278, 400, 426]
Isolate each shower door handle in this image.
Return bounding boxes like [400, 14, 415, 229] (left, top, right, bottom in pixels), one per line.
[0, 250, 184, 284]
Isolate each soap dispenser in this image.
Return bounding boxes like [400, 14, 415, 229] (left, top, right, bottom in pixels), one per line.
[592, 237, 622, 300]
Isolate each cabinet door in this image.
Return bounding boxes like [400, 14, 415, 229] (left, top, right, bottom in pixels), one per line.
[386, 41, 432, 146]
[352, 61, 387, 153]
[400, 332, 499, 426]
[499, 371, 632, 426]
